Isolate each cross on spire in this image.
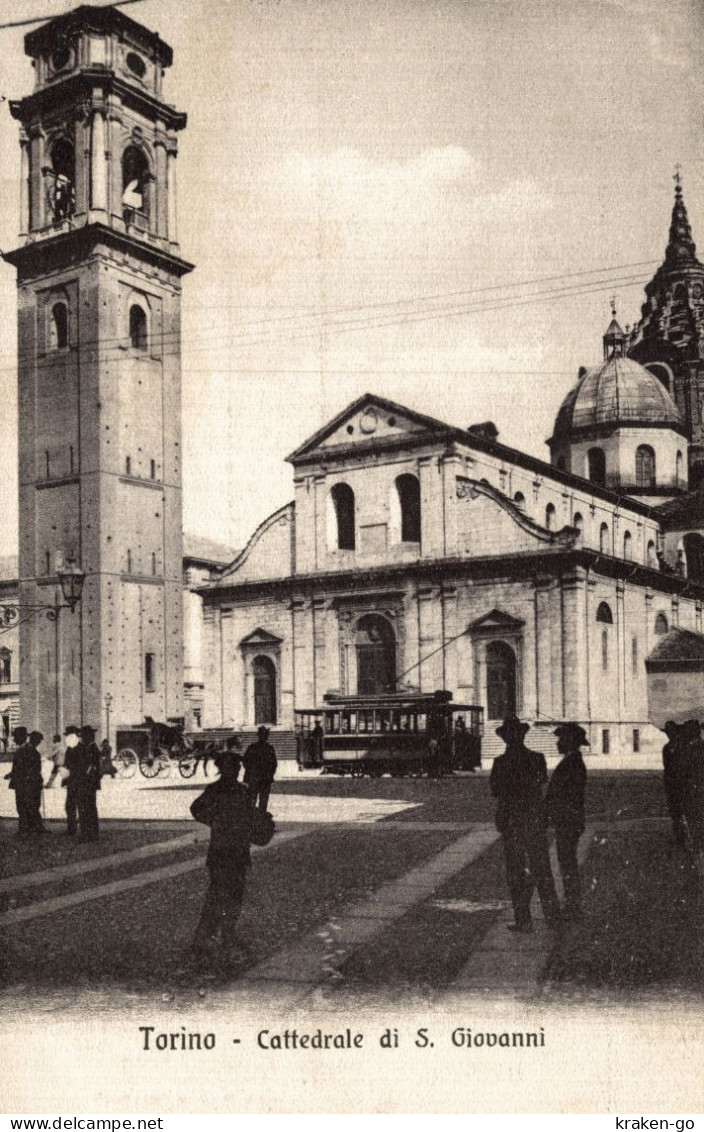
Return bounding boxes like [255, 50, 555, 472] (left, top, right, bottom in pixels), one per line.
[610, 295, 617, 317]
[674, 163, 682, 188]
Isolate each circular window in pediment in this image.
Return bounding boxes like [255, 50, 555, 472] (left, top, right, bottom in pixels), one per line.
[359, 409, 378, 434]
[126, 51, 147, 79]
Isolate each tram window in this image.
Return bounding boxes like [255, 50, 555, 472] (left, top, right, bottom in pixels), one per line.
[326, 711, 339, 734]
[377, 711, 389, 732]
[341, 712, 351, 734]
[390, 711, 401, 731]
[417, 713, 427, 732]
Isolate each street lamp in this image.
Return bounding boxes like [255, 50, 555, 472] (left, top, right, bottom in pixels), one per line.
[104, 692, 113, 748]
[0, 558, 85, 737]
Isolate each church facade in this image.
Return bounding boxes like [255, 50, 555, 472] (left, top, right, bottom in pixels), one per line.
[199, 186, 704, 759]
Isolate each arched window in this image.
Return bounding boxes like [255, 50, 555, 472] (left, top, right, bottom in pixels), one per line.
[253, 655, 277, 725]
[545, 503, 556, 530]
[654, 612, 668, 635]
[599, 523, 609, 554]
[355, 614, 396, 695]
[573, 512, 583, 536]
[122, 145, 150, 216]
[329, 483, 355, 551]
[513, 492, 525, 510]
[596, 602, 613, 624]
[0, 649, 11, 685]
[646, 539, 657, 568]
[635, 445, 656, 488]
[623, 530, 632, 560]
[395, 474, 420, 542]
[49, 138, 75, 221]
[129, 304, 148, 351]
[49, 302, 68, 349]
[683, 533, 704, 584]
[486, 640, 517, 720]
[676, 451, 684, 487]
[588, 447, 606, 487]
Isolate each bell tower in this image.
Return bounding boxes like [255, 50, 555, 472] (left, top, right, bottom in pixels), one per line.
[5, 5, 193, 737]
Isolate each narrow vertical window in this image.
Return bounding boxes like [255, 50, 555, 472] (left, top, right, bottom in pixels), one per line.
[601, 629, 608, 672]
[599, 523, 609, 554]
[45, 551, 51, 575]
[125, 456, 132, 476]
[632, 729, 640, 753]
[676, 450, 684, 487]
[127, 549, 132, 574]
[45, 451, 50, 478]
[329, 483, 356, 551]
[588, 447, 606, 486]
[145, 652, 155, 693]
[49, 302, 69, 349]
[631, 636, 638, 676]
[602, 729, 610, 755]
[150, 459, 156, 480]
[395, 474, 421, 542]
[623, 530, 632, 560]
[635, 445, 656, 488]
[151, 552, 157, 576]
[69, 445, 74, 473]
[545, 503, 556, 530]
[129, 304, 148, 351]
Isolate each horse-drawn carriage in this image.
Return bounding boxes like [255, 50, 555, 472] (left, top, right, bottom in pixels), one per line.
[115, 719, 242, 780]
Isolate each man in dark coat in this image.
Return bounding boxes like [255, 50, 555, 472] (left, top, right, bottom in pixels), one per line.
[7, 726, 44, 838]
[242, 726, 278, 812]
[490, 714, 560, 932]
[546, 722, 589, 919]
[661, 721, 687, 847]
[61, 725, 80, 835]
[190, 749, 271, 963]
[65, 725, 101, 841]
[679, 719, 704, 872]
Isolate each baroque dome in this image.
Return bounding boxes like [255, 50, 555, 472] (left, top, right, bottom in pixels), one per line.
[551, 355, 683, 442]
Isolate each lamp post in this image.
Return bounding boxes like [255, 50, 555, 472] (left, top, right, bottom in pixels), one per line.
[48, 560, 86, 738]
[104, 692, 113, 749]
[0, 559, 85, 739]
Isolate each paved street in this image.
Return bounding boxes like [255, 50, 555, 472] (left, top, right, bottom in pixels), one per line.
[1, 767, 702, 1017]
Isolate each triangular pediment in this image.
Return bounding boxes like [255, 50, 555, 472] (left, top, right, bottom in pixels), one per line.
[286, 393, 453, 463]
[239, 627, 283, 647]
[468, 609, 525, 633]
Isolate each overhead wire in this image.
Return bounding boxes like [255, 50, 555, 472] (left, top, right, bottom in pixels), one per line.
[0, 0, 146, 33]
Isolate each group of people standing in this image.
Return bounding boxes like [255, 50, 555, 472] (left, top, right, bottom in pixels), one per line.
[490, 714, 588, 932]
[6, 723, 109, 842]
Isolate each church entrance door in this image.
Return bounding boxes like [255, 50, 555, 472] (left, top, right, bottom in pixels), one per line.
[356, 614, 396, 695]
[486, 640, 517, 719]
[253, 655, 277, 724]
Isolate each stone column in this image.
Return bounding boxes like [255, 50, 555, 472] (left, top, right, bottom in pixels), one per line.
[90, 110, 108, 214]
[417, 585, 442, 692]
[533, 574, 554, 723]
[560, 568, 588, 720]
[314, 475, 327, 570]
[155, 138, 168, 238]
[441, 451, 461, 558]
[291, 596, 313, 708]
[441, 584, 458, 695]
[616, 581, 626, 719]
[312, 596, 327, 705]
[29, 128, 44, 232]
[19, 134, 29, 236]
[167, 150, 178, 243]
[419, 456, 442, 559]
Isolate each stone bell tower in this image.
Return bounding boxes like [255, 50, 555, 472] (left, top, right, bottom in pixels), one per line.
[5, 4, 192, 738]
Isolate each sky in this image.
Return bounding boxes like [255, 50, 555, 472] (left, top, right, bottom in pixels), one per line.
[0, 0, 703, 556]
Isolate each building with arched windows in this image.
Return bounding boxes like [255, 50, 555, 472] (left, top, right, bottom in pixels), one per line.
[199, 387, 704, 759]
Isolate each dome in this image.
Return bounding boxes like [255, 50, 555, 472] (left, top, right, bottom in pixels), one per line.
[552, 356, 683, 442]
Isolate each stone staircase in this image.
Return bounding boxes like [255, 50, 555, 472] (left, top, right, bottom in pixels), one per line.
[240, 728, 298, 761]
[481, 722, 560, 762]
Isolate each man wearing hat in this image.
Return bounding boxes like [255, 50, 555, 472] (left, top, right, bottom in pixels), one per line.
[64, 725, 102, 841]
[490, 714, 560, 932]
[546, 722, 589, 919]
[190, 746, 272, 965]
[6, 726, 44, 838]
[242, 725, 278, 813]
[661, 722, 687, 847]
[62, 725, 81, 836]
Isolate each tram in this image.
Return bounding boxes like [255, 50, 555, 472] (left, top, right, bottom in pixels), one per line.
[294, 690, 483, 777]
